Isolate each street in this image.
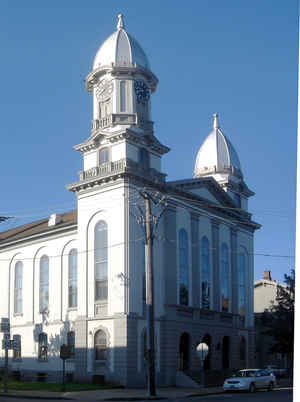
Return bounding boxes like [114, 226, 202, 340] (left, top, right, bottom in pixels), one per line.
[0, 386, 294, 402]
[166, 387, 293, 402]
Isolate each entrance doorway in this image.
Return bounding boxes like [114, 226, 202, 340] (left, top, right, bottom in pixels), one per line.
[222, 336, 230, 369]
[202, 334, 211, 370]
[179, 332, 190, 371]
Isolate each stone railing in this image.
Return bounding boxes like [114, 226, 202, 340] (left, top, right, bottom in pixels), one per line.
[91, 113, 137, 132]
[79, 158, 166, 183]
[91, 114, 154, 133]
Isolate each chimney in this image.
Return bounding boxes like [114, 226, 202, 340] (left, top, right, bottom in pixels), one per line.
[48, 214, 62, 227]
[263, 270, 272, 281]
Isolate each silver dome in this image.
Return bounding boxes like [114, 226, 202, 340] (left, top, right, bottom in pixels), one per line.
[194, 114, 243, 178]
[93, 14, 150, 70]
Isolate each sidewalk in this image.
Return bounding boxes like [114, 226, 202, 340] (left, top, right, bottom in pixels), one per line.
[0, 378, 293, 401]
[0, 386, 223, 401]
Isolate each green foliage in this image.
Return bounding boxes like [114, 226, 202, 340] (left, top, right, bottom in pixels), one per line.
[261, 270, 294, 359]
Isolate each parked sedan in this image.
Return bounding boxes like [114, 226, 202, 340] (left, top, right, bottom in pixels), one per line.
[223, 369, 276, 392]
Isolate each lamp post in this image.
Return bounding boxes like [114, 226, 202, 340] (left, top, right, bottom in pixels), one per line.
[196, 342, 209, 388]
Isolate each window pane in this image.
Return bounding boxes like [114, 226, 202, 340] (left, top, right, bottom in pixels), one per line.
[39, 256, 49, 312]
[99, 148, 109, 165]
[68, 249, 77, 308]
[14, 262, 23, 314]
[95, 221, 108, 302]
[179, 229, 189, 306]
[201, 237, 210, 309]
[239, 252, 246, 315]
[221, 243, 229, 312]
[120, 81, 126, 112]
[95, 330, 107, 361]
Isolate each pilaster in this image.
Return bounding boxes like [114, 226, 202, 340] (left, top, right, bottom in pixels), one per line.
[211, 219, 220, 311]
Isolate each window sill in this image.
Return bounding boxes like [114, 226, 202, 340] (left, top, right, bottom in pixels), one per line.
[38, 359, 48, 363]
[12, 358, 22, 362]
[13, 313, 23, 317]
[67, 307, 77, 312]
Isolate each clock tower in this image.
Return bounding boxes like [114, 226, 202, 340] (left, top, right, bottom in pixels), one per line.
[68, 14, 169, 194]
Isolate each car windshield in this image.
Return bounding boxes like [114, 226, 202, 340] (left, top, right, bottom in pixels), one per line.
[234, 370, 258, 377]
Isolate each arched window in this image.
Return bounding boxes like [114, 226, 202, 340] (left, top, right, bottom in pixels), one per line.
[220, 243, 229, 312]
[179, 229, 189, 306]
[39, 255, 49, 312]
[120, 81, 126, 112]
[95, 221, 108, 303]
[142, 240, 146, 303]
[13, 334, 21, 360]
[201, 236, 210, 309]
[94, 330, 107, 361]
[240, 336, 246, 361]
[38, 332, 48, 361]
[238, 250, 246, 315]
[68, 249, 77, 308]
[99, 147, 109, 165]
[14, 261, 23, 314]
[67, 331, 75, 358]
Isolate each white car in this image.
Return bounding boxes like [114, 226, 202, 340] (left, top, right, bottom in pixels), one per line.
[223, 369, 276, 392]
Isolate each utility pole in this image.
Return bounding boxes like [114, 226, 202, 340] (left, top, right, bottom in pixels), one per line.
[133, 189, 167, 397]
[144, 193, 156, 397]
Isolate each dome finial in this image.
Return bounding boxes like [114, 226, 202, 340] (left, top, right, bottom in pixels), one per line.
[213, 113, 219, 129]
[117, 14, 125, 30]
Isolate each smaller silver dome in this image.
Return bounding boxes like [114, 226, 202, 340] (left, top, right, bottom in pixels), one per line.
[93, 14, 150, 70]
[194, 114, 243, 179]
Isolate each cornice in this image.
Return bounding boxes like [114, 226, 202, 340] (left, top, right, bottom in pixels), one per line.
[74, 128, 169, 156]
[0, 224, 77, 252]
[85, 63, 159, 92]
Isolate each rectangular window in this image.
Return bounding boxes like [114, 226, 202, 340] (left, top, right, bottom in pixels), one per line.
[120, 81, 126, 112]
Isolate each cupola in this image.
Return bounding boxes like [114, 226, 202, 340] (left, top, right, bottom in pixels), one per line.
[194, 114, 254, 209]
[93, 14, 150, 71]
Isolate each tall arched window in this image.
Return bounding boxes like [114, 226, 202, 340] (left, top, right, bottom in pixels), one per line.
[120, 81, 126, 112]
[94, 330, 107, 361]
[68, 249, 77, 308]
[39, 255, 49, 312]
[238, 250, 246, 315]
[14, 261, 23, 314]
[220, 243, 229, 312]
[142, 240, 146, 303]
[201, 236, 210, 309]
[95, 221, 108, 303]
[179, 229, 189, 306]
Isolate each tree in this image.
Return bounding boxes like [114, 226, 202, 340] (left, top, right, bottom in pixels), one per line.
[262, 270, 294, 363]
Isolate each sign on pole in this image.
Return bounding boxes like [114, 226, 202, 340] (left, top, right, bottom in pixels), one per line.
[0, 318, 10, 333]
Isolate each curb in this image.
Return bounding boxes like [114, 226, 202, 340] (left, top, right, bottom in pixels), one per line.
[0, 392, 72, 400]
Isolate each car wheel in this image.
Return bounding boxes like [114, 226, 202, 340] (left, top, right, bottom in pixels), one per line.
[268, 382, 274, 391]
[249, 383, 256, 393]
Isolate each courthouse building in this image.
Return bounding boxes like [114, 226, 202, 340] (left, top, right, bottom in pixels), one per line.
[0, 15, 260, 386]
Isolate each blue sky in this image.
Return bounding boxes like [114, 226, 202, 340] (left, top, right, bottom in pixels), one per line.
[0, 1, 297, 281]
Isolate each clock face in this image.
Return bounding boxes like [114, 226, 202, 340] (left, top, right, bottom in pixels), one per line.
[134, 80, 150, 103]
[96, 80, 113, 101]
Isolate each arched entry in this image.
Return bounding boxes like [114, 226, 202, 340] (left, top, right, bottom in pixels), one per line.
[202, 334, 211, 370]
[179, 332, 190, 371]
[222, 336, 230, 369]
